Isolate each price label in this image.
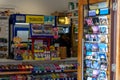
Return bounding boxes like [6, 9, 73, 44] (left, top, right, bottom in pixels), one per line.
[65, 78, 68, 80]
[55, 70, 61, 72]
[44, 70, 47, 73]
[39, 71, 42, 73]
[35, 71, 38, 73]
[51, 70, 53, 72]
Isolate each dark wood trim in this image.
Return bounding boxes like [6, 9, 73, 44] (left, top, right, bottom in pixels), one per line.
[81, 0, 106, 5]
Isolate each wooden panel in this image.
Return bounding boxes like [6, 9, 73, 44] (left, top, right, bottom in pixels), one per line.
[77, 0, 83, 80]
[116, 0, 120, 79]
[0, 71, 31, 75]
[80, 0, 106, 5]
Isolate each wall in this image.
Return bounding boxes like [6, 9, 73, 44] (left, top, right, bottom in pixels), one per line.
[0, 0, 77, 15]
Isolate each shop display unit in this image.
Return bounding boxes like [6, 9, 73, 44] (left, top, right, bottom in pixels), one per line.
[9, 14, 61, 60]
[56, 16, 71, 36]
[6, 14, 78, 79]
[0, 73, 77, 80]
[65, 0, 78, 57]
[68, 0, 78, 19]
[78, 0, 111, 80]
[0, 58, 77, 80]
[83, 8, 110, 80]
[0, 16, 9, 59]
[71, 16, 78, 57]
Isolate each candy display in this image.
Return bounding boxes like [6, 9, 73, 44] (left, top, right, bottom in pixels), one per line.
[0, 61, 77, 80]
[84, 10, 109, 79]
[0, 73, 77, 80]
[32, 63, 77, 74]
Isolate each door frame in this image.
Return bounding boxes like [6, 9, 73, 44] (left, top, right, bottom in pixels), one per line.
[116, 0, 120, 79]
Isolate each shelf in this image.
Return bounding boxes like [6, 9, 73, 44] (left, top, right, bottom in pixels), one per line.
[75, 32, 78, 33]
[0, 70, 77, 75]
[84, 41, 108, 43]
[0, 58, 77, 63]
[0, 71, 31, 75]
[70, 16, 78, 19]
[32, 69, 77, 74]
[64, 70, 77, 72]
[74, 24, 78, 26]
[68, 8, 78, 12]
[75, 39, 78, 42]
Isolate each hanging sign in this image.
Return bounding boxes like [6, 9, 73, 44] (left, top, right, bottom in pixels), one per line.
[100, 8, 109, 15]
[89, 8, 109, 17]
[26, 15, 44, 24]
[44, 16, 55, 26]
[88, 10, 96, 16]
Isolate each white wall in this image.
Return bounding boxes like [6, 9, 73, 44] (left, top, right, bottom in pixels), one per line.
[0, 0, 77, 15]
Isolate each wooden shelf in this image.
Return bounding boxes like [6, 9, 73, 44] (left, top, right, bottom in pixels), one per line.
[64, 70, 77, 72]
[0, 71, 31, 75]
[68, 8, 78, 12]
[70, 16, 78, 19]
[0, 58, 77, 64]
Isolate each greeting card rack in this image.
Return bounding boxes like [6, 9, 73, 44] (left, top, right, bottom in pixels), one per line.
[83, 9, 110, 80]
[78, 0, 111, 80]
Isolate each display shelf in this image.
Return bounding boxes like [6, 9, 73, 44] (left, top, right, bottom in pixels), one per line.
[0, 71, 31, 75]
[70, 16, 78, 19]
[68, 8, 78, 13]
[0, 58, 77, 63]
[64, 70, 77, 72]
[75, 32, 78, 34]
[0, 69, 77, 76]
[0, 58, 77, 77]
[32, 69, 77, 74]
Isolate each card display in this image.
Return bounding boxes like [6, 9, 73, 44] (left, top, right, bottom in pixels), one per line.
[83, 14, 109, 79]
[99, 16, 108, 25]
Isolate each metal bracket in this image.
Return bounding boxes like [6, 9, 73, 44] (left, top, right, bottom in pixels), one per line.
[113, 2, 117, 11]
[112, 64, 116, 72]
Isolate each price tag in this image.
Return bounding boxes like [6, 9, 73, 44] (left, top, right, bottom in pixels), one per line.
[51, 70, 53, 72]
[35, 71, 38, 73]
[55, 70, 61, 72]
[57, 78, 60, 80]
[44, 70, 47, 73]
[69, 78, 72, 80]
[54, 43, 59, 47]
[39, 71, 42, 73]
